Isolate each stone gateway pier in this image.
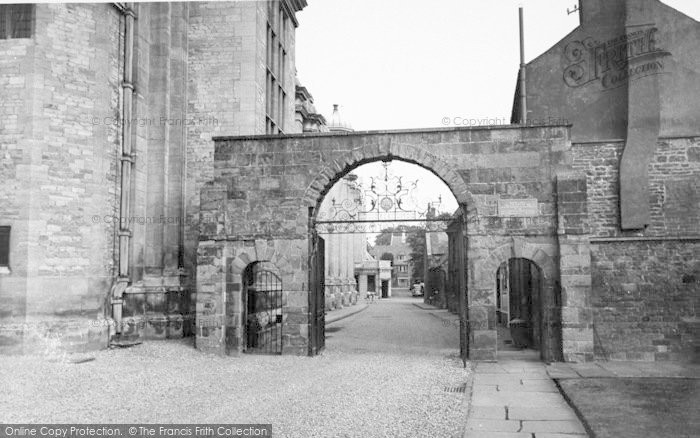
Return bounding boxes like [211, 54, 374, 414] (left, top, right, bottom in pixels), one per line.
[196, 125, 595, 362]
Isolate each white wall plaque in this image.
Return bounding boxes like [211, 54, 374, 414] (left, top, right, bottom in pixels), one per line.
[498, 198, 539, 217]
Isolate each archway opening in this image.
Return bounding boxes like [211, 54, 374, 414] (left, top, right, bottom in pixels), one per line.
[242, 261, 284, 355]
[311, 158, 466, 357]
[496, 258, 544, 360]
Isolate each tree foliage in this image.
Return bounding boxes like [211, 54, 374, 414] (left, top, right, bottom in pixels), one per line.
[374, 228, 394, 246]
[406, 232, 426, 281]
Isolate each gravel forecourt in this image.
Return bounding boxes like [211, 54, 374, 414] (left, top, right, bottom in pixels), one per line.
[1, 297, 471, 438]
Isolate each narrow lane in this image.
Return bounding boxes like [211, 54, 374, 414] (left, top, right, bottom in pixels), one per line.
[327, 296, 460, 356]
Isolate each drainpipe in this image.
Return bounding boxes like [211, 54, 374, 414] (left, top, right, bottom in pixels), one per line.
[111, 2, 136, 335]
[518, 6, 527, 124]
[178, 3, 188, 279]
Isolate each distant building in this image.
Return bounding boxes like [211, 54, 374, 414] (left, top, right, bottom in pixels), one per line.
[328, 104, 353, 132]
[294, 80, 329, 133]
[354, 259, 392, 299]
[371, 232, 413, 294]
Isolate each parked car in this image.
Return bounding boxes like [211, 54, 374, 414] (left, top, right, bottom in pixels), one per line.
[411, 282, 424, 297]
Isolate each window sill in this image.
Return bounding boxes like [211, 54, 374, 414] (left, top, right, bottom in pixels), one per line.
[0, 266, 10, 275]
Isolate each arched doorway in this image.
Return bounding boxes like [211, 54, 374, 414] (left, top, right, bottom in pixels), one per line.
[308, 156, 470, 359]
[496, 258, 543, 358]
[243, 261, 284, 355]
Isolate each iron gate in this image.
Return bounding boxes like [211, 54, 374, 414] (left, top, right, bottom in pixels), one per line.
[456, 213, 469, 366]
[244, 264, 283, 355]
[308, 231, 325, 356]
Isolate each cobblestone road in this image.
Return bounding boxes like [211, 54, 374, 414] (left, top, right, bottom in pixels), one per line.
[1, 297, 470, 437]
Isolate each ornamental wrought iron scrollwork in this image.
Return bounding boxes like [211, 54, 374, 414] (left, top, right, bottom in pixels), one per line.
[314, 220, 453, 234]
[316, 162, 450, 230]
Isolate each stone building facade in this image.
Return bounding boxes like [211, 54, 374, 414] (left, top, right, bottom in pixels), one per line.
[354, 259, 392, 299]
[513, 0, 700, 361]
[317, 174, 366, 310]
[294, 81, 328, 134]
[371, 232, 412, 293]
[0, 1, 308, 353]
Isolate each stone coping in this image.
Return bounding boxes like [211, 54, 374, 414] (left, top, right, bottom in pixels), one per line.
[213, 123, 573, 142]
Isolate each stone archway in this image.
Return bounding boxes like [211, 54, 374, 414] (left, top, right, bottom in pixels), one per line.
[470, 238, 562, 362]
[301, 142, 476, 218]
[226, 247, 293, 355]
[195, 239, 304, 355]
[301, 143, 474, 358]
[199, 125, 591, 361]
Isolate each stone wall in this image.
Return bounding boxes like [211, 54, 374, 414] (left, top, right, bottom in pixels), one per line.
[0, 1, 306, 353]
[185, 1, 300, 316]
[117, 2, 191, 341]
[591, 240, 699, 361]
[573, 139, 700, 238]
[0, 4, 122, 353]
[556, 173, 594, 363]
[196, 235, 309, 356]
[0, 26, 34, 345]
[573, 137, 700, 361]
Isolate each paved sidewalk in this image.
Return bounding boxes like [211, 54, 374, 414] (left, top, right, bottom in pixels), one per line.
[463, 360, 588, 438]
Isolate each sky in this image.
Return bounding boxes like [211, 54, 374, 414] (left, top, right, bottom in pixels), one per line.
[296, 0, 700, 131]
